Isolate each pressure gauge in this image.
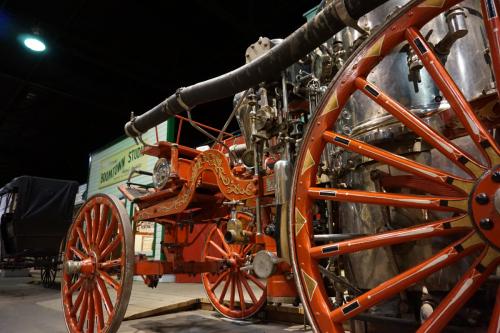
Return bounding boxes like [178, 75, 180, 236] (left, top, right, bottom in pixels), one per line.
[152, 158, 170, 190]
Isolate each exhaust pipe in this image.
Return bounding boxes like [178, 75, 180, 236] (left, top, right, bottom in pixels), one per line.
[124, 0, 390, 137]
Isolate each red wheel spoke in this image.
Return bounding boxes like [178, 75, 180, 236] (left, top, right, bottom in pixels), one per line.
[354, 77, 485, 178]
[405, 27, 499, 163]
[67, 276, 85, 295]
[96, 277, 114, 315]
[86, 292, 95, 333]
[310, 215, 471, 260]
[418, 247, 499, 333]
[330, 232, 484, 322]
[85, 209, 93, 247]
[98, 270, 120, 290]
[92, 203, 101, 245]
[96, 204, 109, 247]
[76, 227, 90, 254]
[77, 290, 89, 331]
[98, 216, 117, 251]
[100, 236, 121, 259]
[242, 271, 265, 290]
[235, 274, 246, 311]
[240, 244, 253, 256]
[229, 273, 236, 310]
[308, 187, 467, 212]
[218, 272, 232, 303]
[489, 286, 500, 333]
[240, 273, 258, 304]
[99, 258, 123, 271]
[216, 228, 231, 253]
[92, 288, 104, 332]
[70, 246, 86, 260]
[209, 240, 228, 258]
[211, 271, 229, 292]
[205, 255, 223, 261]
[71, 289, 86, 317]
[322, 131, 472, 193]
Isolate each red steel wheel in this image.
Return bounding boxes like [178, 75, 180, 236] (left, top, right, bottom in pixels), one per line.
[201, 223, 267, 319]
[290, 0, 500, 332]
[61, 194, 134, 333]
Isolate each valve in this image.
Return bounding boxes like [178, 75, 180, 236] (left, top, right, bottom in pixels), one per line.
[223, 200, 251, 244]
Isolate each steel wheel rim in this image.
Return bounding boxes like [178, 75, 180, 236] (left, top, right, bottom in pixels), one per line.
[61, 194, 134, 333]
[201, 224, 267, 319]
[290, 1, 500, 332]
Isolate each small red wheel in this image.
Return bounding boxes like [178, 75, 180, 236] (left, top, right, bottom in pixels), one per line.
[201, 223, 267, 319]
[61, 194, 134, 333]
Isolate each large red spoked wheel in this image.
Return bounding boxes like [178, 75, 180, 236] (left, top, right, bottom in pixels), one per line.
[291, 0, 500, 332]
[201, 223, 267, 319]
[62, 194, 134, 333]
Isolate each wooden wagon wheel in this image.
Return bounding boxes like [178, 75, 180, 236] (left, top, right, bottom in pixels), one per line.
[201, 222, 267, 319]
[41, 256, 58, 288]
[290, 0, 500, 332]
[61, 194, 134, 333]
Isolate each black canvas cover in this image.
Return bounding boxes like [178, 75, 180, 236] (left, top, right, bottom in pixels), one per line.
[0, 176, 78, 257]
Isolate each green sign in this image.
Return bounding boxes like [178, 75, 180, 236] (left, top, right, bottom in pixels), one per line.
[99, 144, 146, 189]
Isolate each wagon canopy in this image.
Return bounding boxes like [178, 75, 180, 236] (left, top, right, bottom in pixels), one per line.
[0, 176, 79, 257]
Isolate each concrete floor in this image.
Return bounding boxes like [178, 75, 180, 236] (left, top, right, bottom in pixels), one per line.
[0, 276, 310, 333]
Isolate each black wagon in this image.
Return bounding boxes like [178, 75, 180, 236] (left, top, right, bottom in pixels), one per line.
[0, 176, 78, 287]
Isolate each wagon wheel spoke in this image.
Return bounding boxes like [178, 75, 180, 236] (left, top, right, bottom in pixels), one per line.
[76, 226, 90, 254]
[92, 288, 105, 332]
[235, 274, 246, 311]
[98, 270, 120, 290]
[310, 215, 471, 260]
[242, 271, 265, 290]
[70, 289, 86, 317]
[67, 276, 84, 295]
[87, 292, 95, 333]
[210, 270, 229, 292]
[354, 77, 486, 178]
[405, 27, 499, 165]
[100, 236, 121, 260]
[322, 131, 473, 194]
[85, 209, 93, 247]
[96, 276, 114, 315]
[308, 187, 467, 212]
[209, 240, 228, 258]
[92, 203, 101, 245]
[98, 215, 117, 251]
[77, 290, 89, 331]
[99, 258, 123, 271]
[96, 204, 109, 247]
[240, 273, 258, 304]
[330, 232, 484, 323]
[69, 246, 86, 260]
[218, 273, 232, 303]
[418, 247, 499, 333]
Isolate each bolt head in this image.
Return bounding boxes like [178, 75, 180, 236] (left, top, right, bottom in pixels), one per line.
[479, 218, 494, 230]
[492, 171, 500, 183]
[475, 193, 489, 205]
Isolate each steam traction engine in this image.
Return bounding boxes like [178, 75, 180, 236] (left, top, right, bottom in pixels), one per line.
[61, 0, 499, 332]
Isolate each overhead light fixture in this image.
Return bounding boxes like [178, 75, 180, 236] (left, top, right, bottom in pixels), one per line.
[23, 36, 46, 52]
[19, 27, 47, 53]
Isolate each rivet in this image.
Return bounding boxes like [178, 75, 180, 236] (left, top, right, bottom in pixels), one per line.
[479, 218, 494, 230]
[475, 193, 489, 205]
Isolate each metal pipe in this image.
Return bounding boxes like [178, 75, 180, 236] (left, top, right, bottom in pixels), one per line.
[124, 0, 391, 137]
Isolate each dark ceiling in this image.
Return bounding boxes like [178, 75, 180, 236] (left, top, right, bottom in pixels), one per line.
[0, 0, 314, 186]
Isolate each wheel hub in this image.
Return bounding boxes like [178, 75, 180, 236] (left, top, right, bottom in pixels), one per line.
[469, 167, 500, 250]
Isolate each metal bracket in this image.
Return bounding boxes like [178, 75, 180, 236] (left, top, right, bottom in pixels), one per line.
[333, 0, 368, 35]
[176, 88, 191, 111]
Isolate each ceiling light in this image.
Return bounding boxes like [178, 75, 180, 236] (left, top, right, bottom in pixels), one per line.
[23, 36, 46, 52]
